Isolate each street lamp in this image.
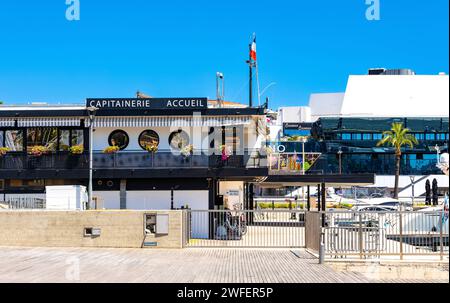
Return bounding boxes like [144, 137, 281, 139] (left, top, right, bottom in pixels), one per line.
[337, 149, 343, 175]
[87, 106, 98, 210]
[409, 175, 416, 206]
[435, 144, 441, 163]
[301, 137, 307, 175]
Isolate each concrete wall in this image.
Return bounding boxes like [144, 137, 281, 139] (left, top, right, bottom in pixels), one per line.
[0, 210, 184, 249]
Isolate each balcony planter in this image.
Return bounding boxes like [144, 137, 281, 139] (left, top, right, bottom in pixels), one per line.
[27, 146, 50, 169]
[65, 145, 85, 168]
[0, 147, 10, 157]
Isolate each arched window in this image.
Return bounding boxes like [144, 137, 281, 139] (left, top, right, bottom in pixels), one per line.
[108, 130, 129, 150]
[138, 130, 160, 150]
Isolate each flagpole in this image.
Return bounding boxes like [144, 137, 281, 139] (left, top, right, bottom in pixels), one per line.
[256, 59, 261, 107]
[249, 42, 253, 108]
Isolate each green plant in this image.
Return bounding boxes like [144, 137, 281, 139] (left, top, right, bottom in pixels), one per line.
[0, 147, 10, 156]
[181, 144, 193, 157]
[29, 145, 49, 157]
[377, 123, 418, 199]
[103, 146, 120, 154]
[69, 145, 84, 155]
[144, 143, 158, 153]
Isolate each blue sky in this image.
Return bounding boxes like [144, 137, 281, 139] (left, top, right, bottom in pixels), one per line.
[0, 0, 448, 110]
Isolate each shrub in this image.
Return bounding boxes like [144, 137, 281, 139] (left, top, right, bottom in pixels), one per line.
[69, 145, 84, 155]
[29, 146, 49, 157]
[0, 147, 10, 156]
[257, 202, 305, 209]
[103, 146, 120, 154]
[144, 143, 158, 153]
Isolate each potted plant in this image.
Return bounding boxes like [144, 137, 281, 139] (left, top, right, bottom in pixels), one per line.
[103, 146, 120, 154]
[29, 145, 49, 157]
[28, 145, 50, 169]
[144, 143, 158, 154]
[0, 147, 10, 157]
[181, 144, 193, 158]
[66, 145, 84, 168]
[220, 145, 230, 166]
[69, 145, 84, 155]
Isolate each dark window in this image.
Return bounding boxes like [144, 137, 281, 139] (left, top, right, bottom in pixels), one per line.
[108, 130, 129, 150]
[373, 133, 383, 141]
[425, 133, 436, 140]
[342, 133, 351, 140]
[72, 129, 84, 147]
[138, 130, 160, 150]
[351, 133, 362, 140]
[5, 130, 24, 152]
[415, 133, 425, 141]
[168, 130, 189, 150]
[59, 130, 71, 151]
[436, 133, 448, 140]
[27, 128, 58, 152]
[59, 129, 84, 151]
[362, 133, 372, 140]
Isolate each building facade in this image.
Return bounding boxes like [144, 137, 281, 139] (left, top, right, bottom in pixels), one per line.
[0, 98, 269, 210]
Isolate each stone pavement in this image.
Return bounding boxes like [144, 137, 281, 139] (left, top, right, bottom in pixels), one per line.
[0, 247, 447, 283]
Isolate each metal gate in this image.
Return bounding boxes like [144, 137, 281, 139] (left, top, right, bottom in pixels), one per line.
[184, 210, 307, 248]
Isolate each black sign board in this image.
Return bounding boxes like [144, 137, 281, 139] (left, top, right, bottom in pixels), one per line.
[86, 98, 208, 110]
[283, 122, 314, 130]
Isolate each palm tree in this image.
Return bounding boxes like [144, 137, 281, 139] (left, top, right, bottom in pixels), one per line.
[377, 123, 418, 199]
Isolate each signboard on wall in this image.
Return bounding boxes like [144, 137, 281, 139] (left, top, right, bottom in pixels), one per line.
[86, 98, 208, 110]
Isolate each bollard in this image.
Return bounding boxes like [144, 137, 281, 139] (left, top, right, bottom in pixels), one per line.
[319, 231, 325, 264]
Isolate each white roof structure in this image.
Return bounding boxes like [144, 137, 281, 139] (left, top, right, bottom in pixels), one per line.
[273, 72, 449, 126]
[339, 75, 449, 117]
[309, 93, 345, 120]
[306, 73, 449, 120]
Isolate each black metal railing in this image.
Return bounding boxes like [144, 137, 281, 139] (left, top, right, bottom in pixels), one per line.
[0, 151, 268, 170]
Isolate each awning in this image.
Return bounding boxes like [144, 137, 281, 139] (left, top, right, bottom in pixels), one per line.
[0, 119, 15, 127]
[17, 118, 82, 127]
[89, 116, 253, 128]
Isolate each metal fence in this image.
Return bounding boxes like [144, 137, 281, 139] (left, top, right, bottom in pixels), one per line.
[324, 210, 449, 260]
[185, 210, 306, 248]
[0, 197, 46, 209]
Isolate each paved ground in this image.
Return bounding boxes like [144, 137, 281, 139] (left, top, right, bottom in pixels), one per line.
[0, 246, 447, 283]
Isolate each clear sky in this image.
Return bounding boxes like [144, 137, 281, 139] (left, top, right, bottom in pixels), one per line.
[0, 0, 448, 110]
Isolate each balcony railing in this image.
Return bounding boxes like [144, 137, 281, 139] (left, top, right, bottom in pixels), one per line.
[0, 150, 268, 170]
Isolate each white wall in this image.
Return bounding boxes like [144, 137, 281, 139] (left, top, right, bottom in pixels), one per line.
[94, 191, 120, 209]
[278, 106, 312, 124]
[126, 191, 172, 210]
[174, 190, 209, 239]
[219, 181, 244, 209]
[93, 126, 208, 152]
[93, 123, 264, 154]
[309, 93, 345, 120]
[173, 191, 209, 210]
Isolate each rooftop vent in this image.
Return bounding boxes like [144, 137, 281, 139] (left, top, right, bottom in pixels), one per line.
[30, 102, 48, 106]
[368, 68, 416, 75]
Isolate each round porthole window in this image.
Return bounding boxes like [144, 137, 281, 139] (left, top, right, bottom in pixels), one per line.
[108, 130, 129, 150]
[138, 130, 160, 150]
[168, 130, 190, 150]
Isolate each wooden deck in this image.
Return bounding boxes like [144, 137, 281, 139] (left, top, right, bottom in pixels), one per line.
[0, 246, 447, 283]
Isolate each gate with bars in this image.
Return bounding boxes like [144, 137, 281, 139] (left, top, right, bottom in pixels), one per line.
[184, 209, 317, 248]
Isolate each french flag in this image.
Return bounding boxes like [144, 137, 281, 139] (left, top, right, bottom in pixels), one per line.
[250, 37, 257, 61]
